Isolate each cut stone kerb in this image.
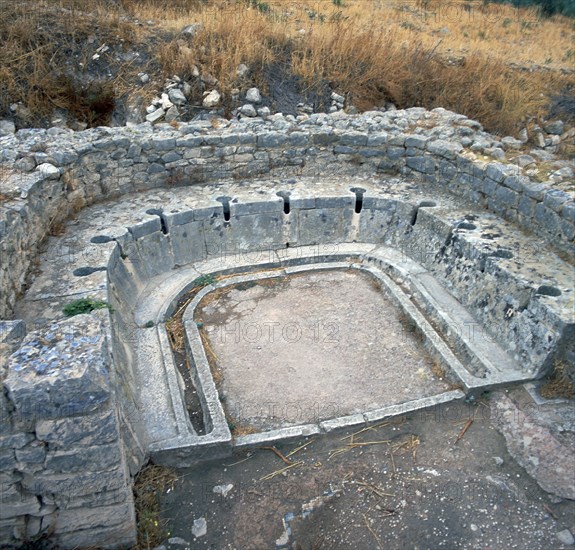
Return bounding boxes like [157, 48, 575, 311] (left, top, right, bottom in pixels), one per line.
[144, 254, 528, 458]
[100, 185, 573, 465]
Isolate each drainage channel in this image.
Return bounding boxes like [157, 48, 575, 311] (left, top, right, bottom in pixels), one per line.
[133, 246, 533, 465]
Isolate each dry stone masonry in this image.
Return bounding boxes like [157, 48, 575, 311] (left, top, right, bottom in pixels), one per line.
[0, 108, 573, 547]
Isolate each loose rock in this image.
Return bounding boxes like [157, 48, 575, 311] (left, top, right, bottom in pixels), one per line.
[557, 529, 575, 546]
[237, 64, 250, 79]
[240, 104, 257, 117]
[0, 119, 16, 136]
[146, 107, 165, 123]
[257, 106, 271, 118]
[202, 90, 221, 108]
[245, 87, 262, 104]
[331, 92, 345, 104]
[164, 106, 180, 123]
[192, 517, 207, 538]
[181, 23, 202, 37]
[160, 93, 174, 110]
[544, 120, 564, 135]
[168, 88, 187, 106]
[213, 483, 234, 497]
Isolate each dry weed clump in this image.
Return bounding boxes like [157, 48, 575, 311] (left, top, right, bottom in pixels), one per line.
[540, 362, 575, 400]
[133, 464, 178, 549]
[1, 0, 574, 133]
[0, 1, 144, 126]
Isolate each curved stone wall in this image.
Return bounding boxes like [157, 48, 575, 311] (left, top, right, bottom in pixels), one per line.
[0, 108, 573, 548]
[1, 108, 573, 317]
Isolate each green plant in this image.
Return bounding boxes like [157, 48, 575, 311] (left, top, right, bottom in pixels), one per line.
[249, 0, 270, 14]
[332, 0, 344, 6]
[63, 297, 111, 317]
[191, 274, 216, 289]
[144, 320, 155, 328]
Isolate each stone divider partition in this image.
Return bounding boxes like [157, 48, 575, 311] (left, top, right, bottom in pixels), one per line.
[0, 107, 573, 547]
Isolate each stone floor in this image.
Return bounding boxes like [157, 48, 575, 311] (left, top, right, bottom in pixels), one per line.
[196, 270, 451, 431]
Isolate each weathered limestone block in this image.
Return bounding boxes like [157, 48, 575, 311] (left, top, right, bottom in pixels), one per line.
[35, 409, 118, 449]
[55, 521, 136, 549]
[53, 502, 133, 534]
[4, 315, 111, 420]
[0, 484, 41, 519]
[15, 441, 47, 465]
[0, 433, 34, 450]
[491, 391, 575, 500]
[426, 139, 463, 159]
[21, 468, 127, 501]
[43, 443, 122, 474]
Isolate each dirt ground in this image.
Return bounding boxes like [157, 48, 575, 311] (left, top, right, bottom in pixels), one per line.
[155, 397, 575, 550]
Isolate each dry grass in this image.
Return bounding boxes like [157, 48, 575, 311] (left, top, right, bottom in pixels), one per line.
[2, 1, 573, 133]
[133, 464, 178, 550]
[0, 1, 143, 125]
[429, 359, 447, 380]
[540, 361, 575, 400]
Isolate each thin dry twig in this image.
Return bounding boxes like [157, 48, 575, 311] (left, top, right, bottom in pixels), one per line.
[328, 439, 391, 461]
[348, 440, 391, 447]
[225, 454, 254, 467]
[286, 439, 314, 458]
[259, 460, 304, 481]
[391, 435, 420, 462]
[389, 450, 396, 474]
[356, 481, 395, 498]
[544, 503, 559, 520]
[363, 513, 383, 550]
[340, 421, 390, 441]
[260, 446, 293, 465]
[454, 411, 476, 445]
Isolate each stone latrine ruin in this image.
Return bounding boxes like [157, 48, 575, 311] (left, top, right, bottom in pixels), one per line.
[0, 108, 573, 547]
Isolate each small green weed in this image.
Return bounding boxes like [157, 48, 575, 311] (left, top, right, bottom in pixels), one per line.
[191, 274, 216, 289]
[63, 298, 111, 317]
[249, 0, 270, 14]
